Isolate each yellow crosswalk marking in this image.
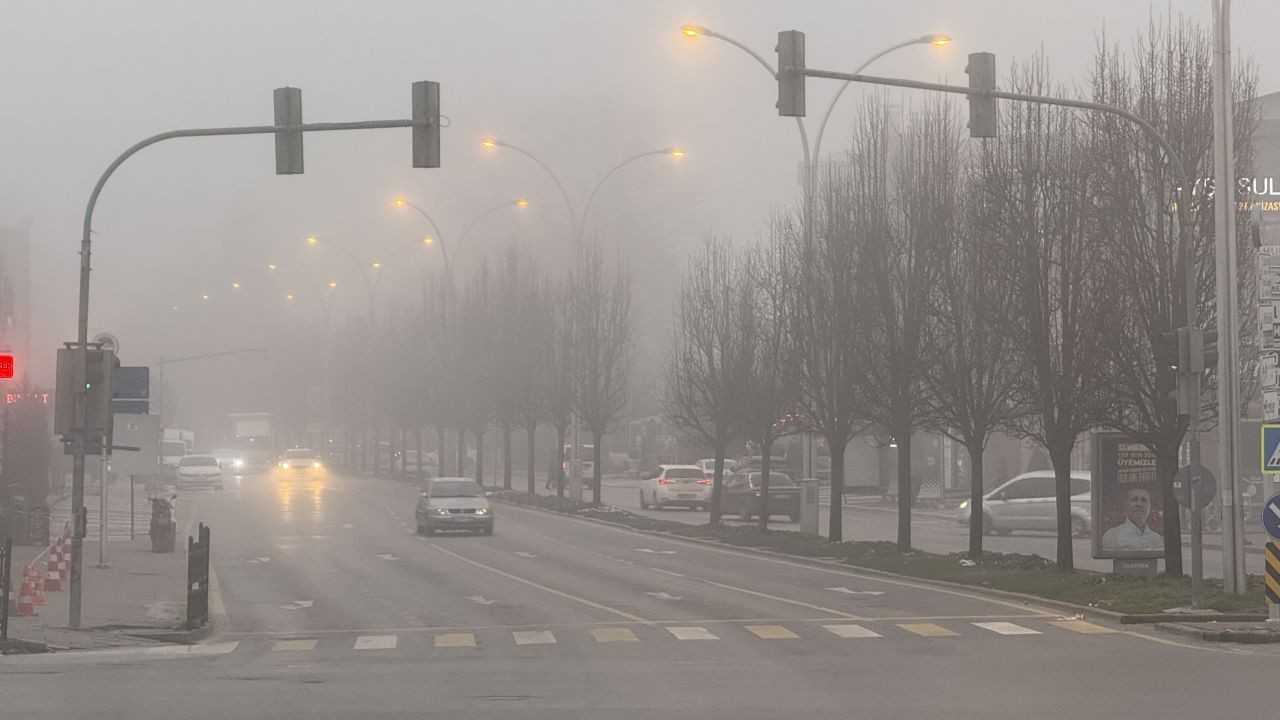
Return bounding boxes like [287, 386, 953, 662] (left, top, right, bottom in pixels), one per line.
[897, 623, 958, 637]
[1051, 619, 1117, 635]
[434, 633, 476, 648]
[271, 639, 318, 652]
[590, 627, 639, 643]
[745, 624, 800, 639]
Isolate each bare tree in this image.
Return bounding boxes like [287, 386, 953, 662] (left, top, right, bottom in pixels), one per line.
[853, 98, 953, 551]
[787, 169, 865, 542]
[492, 246, 543, 490]
[740, 230, 801, 531]
[571, 244, 635, 505]
[456, 263, 496, 485]
[987, 59, 1124, 570]
[663, 237, 755, 524]
[545, 282, 575, 498]
[924, 165, 1025, 558]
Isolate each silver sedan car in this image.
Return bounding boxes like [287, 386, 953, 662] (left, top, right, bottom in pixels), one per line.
[956, 471, 1091, 537]
[415, 477, 495, 536]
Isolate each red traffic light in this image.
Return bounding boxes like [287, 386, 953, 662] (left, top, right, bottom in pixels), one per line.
[0, 354, 14, 379]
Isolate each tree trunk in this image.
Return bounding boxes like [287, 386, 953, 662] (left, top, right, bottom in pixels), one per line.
[896, 431, 912, 551]
[474, 429, 486, 486]
[502, 422, 513, 490]
[1157, 443, 1184, 576]
[400, 426, 408, 478]
[416, 426, 424, 477]
[456, 426, 467, 480]
[436, 425, 446, 476]
[1049, 441, 1075, 570]
[709, 445, 727, 525]
[591, 432, 604, 506]
[554, 424, 568, 498]
[758, 440, 773, 532]
[526, 425, 537, 495]
[966, 441, 985, 558]
[827, 432, 846, 541]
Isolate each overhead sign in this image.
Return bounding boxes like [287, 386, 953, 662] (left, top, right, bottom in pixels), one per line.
[1263, 424, 1280, 475]
[1092, 433, 1165, 560]
[1262, 493, 1280, 541]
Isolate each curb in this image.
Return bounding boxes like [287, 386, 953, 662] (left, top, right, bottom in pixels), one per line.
[0, 637, 49, 655]
[1152, 622, 1280, 643]
[494, 498, 1129, 623]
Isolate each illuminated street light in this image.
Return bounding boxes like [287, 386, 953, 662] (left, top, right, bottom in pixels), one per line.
[201, 294, 210, 300]
[328, 280, 338, 289]
[480, 138, 498, 149]
[267, 263, 278, 271]
[393, 198, 407, 207]
[680, 24, 707, 38]
[286, 293, 295, 301]
[306, 235, 318, 245]
[515, 199, 529, 208]
[668, 147, 686, 159]
[371, 262, 382, 270]
[231, 281, 241, 289]
[423, 236, 433, 245]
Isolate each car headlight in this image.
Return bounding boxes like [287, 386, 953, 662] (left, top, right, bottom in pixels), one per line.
[281, 462, 290, 470]
[433, 507, 450, 516]
[958, 500, 969, 510]
[475, 507, 489, 515]
[234, 459, 245, 469]
[313, 461, 322, 469]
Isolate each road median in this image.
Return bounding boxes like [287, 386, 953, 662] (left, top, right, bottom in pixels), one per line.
[494, 490, 1272, 628]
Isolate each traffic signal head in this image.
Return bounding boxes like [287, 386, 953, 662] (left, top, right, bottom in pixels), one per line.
[412, 80, 441, 169]
[776, 30, 806, 117]
[1154, 330, 1180, 372]
[273, 87, 304, 175]
[965, 52, 997, 138]
[1194, 329, 1219, 372]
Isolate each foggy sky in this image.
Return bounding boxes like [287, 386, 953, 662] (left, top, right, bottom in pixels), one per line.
[3, 1, 1277, 427]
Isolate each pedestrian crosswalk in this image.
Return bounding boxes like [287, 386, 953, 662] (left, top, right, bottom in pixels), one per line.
[50, 490, 151, 542]
[220, 617, 1115, 658]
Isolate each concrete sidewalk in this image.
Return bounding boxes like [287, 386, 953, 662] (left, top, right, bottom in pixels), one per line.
[6, 530, 193, 651]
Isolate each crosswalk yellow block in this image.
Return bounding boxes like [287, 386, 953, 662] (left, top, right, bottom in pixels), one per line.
[590, 627, 639, 643]
[745, 625, 800, 639]
[434, 633, 476, 648]
[1050, 619, 1117, 635]
[272, 639, 318, 652]
[897, 623, 958, 637]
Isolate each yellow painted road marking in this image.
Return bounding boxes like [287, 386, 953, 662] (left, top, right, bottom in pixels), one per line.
[512, 630, 557, 645]
[353, 634, 397, 650]
[745, 625, 800, 639]
[822, 624, 882, 638]
[898, 623, 957, 637]
[1051, 620, 1117, 635]
[431, 543, 649, 624]
[591, 627, 639, 643]
[271, 639, 318, 652]
[435, 633, 476, 648]
[666, 626, 719, 640]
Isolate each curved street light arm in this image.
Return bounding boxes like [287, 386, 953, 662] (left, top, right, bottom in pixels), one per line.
[580, 149, 675, 240]
[494, 141, 578, 239]
[314, 237, 374, 308]
[371, 235, 440, 308]
[811, 38, 925, 167]
[453, 201, 522, 265]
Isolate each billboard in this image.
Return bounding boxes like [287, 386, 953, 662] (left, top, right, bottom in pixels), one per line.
[1091, 433, 1165, 559]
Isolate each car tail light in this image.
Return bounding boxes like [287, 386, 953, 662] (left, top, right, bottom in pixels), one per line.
[698, 477, 712, 485]
[754, 492, 762, 497]
[658, 477, 675, 485]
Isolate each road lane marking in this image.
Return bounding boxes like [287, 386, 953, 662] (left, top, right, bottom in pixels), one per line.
[465, 595, 495, 605]
[430, 543, 650, 624]
[272, 639, 318, 652]
[635, 548, 676, 554]
[190, 641, 240, 655]
[822, 624, 882, 638]
[513, 630, 557, 645]
[973, 621, 1041, 636]
[500, 504, 1055, 616]
[513, 552, 537, 558]
[1051, 619, 1117, 634]
[898, 623, 957, 637]
[666, 626, 718, 640]
[591, 627, 639, 643]
[645, 591, 683, 600]
[435, 633, 476, 648]
[377, 554, 398, 561]
[353, 635, 397, 650]
[826, 586, 884, 595]
[651, 568, 684, 578]
[745, 624, 800, 639]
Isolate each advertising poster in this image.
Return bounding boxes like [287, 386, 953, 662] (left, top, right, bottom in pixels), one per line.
[1092, 433, 1165, 559]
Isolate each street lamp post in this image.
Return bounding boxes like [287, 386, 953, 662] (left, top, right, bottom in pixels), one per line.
[267, 262, 338, 467]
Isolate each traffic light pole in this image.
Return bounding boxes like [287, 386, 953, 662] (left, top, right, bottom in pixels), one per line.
[69, 113, 437, 629]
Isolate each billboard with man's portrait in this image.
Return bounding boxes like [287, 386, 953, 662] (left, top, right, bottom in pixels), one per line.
[1092, 433, 1165, 559]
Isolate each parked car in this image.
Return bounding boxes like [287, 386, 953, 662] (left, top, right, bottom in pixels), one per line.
[639, 465, 711, 510]
[722, 471, 801, 522]
[695, 458, 738, 477]
[278, 448, 323, 472]
[176, 455, 224, 491]
[956, 471, 1091, 537]
[415, 477, 494, 536]
[562, 444, 595, 478]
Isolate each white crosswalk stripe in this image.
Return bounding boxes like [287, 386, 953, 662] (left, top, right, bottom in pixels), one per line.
[972, 622, 1041, 636]
[353, 635, 397, 650]
[666, 626, 719, 640]
[822, 624, 882, 638]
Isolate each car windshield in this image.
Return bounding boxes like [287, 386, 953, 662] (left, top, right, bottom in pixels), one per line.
[430, 480, 483, 498]
[748, 473, 794, 487]
[179, 456, 217, 467]
[284, 449, 315, 459]
[664, 468, 704, 479]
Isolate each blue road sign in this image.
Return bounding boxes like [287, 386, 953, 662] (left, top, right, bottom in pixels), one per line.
[1264, 493, 1280, 541]
[1262, 424, 1280, 475]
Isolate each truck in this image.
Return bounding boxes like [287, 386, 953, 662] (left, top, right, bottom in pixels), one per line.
[161, 428, 194, 476]
[228, 412, 273, 469]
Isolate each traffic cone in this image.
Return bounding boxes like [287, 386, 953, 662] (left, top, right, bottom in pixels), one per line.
[44, 557, 62, 591]
[27, 565, 46, 605]
[14, 576, 36, 616]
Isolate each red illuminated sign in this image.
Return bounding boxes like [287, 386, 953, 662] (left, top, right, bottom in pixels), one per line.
[5, 392, 48, 405]
[0, 354, 13, 379]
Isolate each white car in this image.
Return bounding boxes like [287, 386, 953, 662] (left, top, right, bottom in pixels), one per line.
[695, 458, 738, 477]
[956, 471, 1091, 537]
[176, 454, 224, 491]
[210, 448, 246, 472]
[639, 464, 711, 511]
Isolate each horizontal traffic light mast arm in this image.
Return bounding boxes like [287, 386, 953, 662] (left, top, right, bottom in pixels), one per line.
[76, 116, 434, 347]
[795, 67, 1188, 183]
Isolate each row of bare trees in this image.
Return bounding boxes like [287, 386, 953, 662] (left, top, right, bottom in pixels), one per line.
[662, 18, 1257, 571]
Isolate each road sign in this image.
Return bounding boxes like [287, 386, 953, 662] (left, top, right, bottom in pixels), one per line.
[1172, 464, 1217, 510]
[1262, 424, 1280, 474]
[92, 332, 119, 354]
[1262, 493, 1280, 541]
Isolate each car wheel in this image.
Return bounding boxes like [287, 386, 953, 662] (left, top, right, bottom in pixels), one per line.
[995, 527, 1013, 536]
[1071, 516, 1088, 538]
[483, 526, 494, 536]
[652, 493, 663, 511]
[639, 491, 649, 510]
[416, 524, 425, 536]
[982, 514, 995, 536]
[740, 505, 753, 521]
[424, 526, 435, 536]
